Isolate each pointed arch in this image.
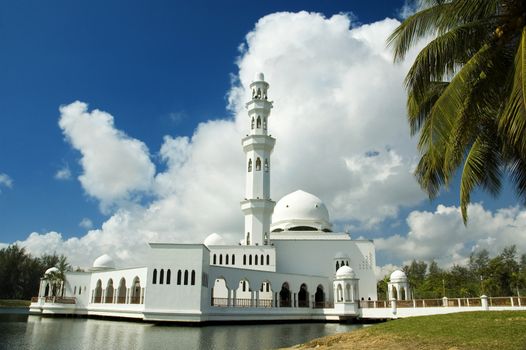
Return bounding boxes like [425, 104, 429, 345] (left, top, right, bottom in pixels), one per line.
[257, 116, 261, 128]
[152, 269, 157, 284]
[184, 270, 189, 285]
[298, 283, 309, 307]
[232, 254, 236, 265]
[191, 270, 196, 285]
[177, 270, 182, 285]
[255, 255, 258, 265]
[160, 269, 164, 284]
[166, 269, 171, 284]
[255, 158, 261, 171]
[213, 254, 217, 264]
[105, 279, 114, 303]
[226, 254, 229, 265]
[279, 282, 291, 307]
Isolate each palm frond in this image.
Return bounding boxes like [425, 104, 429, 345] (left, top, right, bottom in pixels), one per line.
[388, 2, 454, 62]
[460, 134, 502, 223]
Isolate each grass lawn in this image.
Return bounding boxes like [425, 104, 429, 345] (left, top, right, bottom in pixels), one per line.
[285, 311, 526, 350]
[0, 299, 31, 308]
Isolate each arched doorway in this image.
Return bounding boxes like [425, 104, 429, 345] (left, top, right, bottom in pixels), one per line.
[117, 278, 126, 303]
[105, 279, 114, 303]
[211, 277, 229, 306]
[93, 280, 102, 303]
[259, 281, 273, 307]
[236, 279, 251, 307]
[298, 283, 309, 307]
[279, 282, 291, 307]
[337, 284, 343, 302]
[130, 277, 141, 304]
[314, 285, 325, 308]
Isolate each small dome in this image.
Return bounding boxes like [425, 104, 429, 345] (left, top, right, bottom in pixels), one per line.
[45, 267, 59, 275]
[204, 233, 225, 246]
[336, 266, 356, 279]
[390, 270, 407, 282]
[334, 252, 350, 259]
[92, 254, 115, 270]
[255, 72, 265, 81]
[271, 190, 332, 232]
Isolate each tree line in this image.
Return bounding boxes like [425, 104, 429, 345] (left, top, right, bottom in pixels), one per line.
[378, 246, 526, 300]
[0, 244, 71, 300]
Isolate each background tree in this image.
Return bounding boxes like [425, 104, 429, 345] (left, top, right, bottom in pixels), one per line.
[388, 0, 526, 223]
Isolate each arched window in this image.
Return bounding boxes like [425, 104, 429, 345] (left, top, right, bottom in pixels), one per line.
[346, 261, 349, 266]
[184, 270, 189, 285]
[79, 286, 82, 295]
[255, 158, 261, 171]
[213, 254, 217, 264]
[191, 270, 196, 285]
[153, 269, 157, 284]
[248, 159, 252, 172]
[243, 254, 246, 265]
[251, 117, 255, 129]
[177, 270, 182, 285]
[264, 159, 269, 172]
[261, 254, 264, 265]
[226, 254, 229, 265]
[257, 88, 261, 98]
[279, 282, 291, 307]
[219, 254, 223, 265]
[232, 255, 236, 265]
[257, 116, 261, 128]
[266, 254, 270, 265]
[94, 280, 102, 303]
[167, 269, 171, 284]
[336, 261, 340, 271]
[249, 255, 252, 265]
[74, 286, 77, 295]
[298, 283, 309, 307]
[263, 117, 267, 130]
[160, 269, 164, 284]
[255, 255, 258, 265]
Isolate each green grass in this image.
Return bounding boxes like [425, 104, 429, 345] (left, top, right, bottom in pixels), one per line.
[366, 311, 526, 350]
[0, 299, 31, 308]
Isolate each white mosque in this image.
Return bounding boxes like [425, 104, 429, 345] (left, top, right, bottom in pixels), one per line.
[30, 73, 416, 322]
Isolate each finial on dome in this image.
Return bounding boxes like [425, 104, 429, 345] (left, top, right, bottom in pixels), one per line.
[255, 72, 265, 82]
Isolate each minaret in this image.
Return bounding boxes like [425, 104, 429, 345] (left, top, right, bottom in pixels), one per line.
[240, 72, 275, 246]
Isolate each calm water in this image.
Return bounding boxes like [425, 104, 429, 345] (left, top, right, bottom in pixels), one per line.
[0, 310, 363, 350]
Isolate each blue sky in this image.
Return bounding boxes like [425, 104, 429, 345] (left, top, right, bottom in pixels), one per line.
[1, 1, 524, 270]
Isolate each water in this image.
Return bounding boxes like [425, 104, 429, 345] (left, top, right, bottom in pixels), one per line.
[0, 311, 362, 350]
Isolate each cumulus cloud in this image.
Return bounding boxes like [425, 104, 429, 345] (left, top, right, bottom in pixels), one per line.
[54, 165, 72, 180]
[376, 203, 526, 268]
[59, 101, 156, 211]
[0, 173, 13, 192]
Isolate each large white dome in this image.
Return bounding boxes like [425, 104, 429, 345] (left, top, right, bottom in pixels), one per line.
[271, 190, 332, 232]
[92, 254, 115, 271]
[204, 233, 225, 246]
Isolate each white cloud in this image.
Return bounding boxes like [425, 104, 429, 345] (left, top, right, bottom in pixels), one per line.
[54, 165, 72, 180]
[79, 218, 93, 230]
[59, 101, 156, 211]
[10, 12, 439, 268]
[0, 173, 13, 191]
[376, 203, 526, 267]
[397, 0, 420, 19]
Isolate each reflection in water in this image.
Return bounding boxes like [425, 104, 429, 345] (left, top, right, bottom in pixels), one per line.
[0, 313, 362, 350]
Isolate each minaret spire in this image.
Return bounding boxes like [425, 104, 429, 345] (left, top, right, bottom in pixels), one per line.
[240, 72, 275, 245]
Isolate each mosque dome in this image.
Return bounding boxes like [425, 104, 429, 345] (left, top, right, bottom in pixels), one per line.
[271, 190, 332, 232]
[204, 233, 225, 246]
[44, 267, 59, 275]
[390, 270, 407, 283]
[92, 254, 115, 271]
[336, 265, 356, 279]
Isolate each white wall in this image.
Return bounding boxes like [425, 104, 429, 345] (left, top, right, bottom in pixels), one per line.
[272, 237, 377, 301]
[208, 245, 276, 272]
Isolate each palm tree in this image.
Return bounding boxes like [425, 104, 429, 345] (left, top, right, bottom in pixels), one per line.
[388, 0, 526, 222]
[46, 255, 71, 297]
